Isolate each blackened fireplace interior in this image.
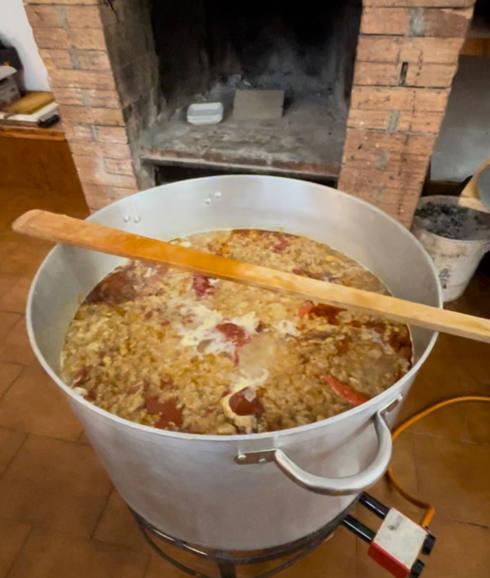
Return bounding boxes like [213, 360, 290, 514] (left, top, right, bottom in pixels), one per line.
[141, 0, 362, 183]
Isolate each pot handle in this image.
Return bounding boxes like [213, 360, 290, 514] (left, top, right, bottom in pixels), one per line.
[235, 397, 400, 496]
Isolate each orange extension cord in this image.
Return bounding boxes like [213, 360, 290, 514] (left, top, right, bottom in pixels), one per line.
[386, 396, 490, 528]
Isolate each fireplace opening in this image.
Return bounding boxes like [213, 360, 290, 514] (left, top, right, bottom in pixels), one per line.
[141, 0, 362, 181]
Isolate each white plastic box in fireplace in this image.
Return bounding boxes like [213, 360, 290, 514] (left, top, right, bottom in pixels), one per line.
[187, 102, 224, 125]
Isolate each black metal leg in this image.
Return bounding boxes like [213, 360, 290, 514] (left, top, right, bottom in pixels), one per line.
[359, 492, 389, 519]
[341, 514, 376, 544]
[217, 560, 237, 578]
[129, 496, 434, 578]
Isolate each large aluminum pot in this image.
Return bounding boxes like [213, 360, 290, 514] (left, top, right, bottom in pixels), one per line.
[27, 176, 441, 550]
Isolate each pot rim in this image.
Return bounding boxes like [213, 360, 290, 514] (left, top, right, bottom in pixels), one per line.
[26, 175, 442, 443]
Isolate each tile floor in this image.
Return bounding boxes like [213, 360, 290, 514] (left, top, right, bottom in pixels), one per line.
[0, 182, 488, 578]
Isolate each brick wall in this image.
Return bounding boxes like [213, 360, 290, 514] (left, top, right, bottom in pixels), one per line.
[25, 0, 157, 212]
[98, 0, 159, 193]
[338, 0, 475, 226]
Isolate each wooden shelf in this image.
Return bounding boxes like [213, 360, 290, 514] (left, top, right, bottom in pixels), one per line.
[0, 121, 65, 142]
[462, 17, 490, 57]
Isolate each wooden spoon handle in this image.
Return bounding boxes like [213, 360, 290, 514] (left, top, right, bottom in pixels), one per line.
[13, 209, 490, 343]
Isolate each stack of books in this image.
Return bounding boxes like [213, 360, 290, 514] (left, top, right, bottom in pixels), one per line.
[0, 91, 59, 128]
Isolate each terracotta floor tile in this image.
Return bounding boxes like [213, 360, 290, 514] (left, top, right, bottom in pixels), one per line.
[397, 351, 475, 442]
[0, 365, 82, 441]
[0, 311, 21, 342]
[0, 427, 26, 475]
[7, 530, 147, 578]
[462, 364, 490, 396]
[271, 529, 357, 578]
[465, 402, 490, 444]
[0, 274, 19, 299]
[0, 435, 111, 537]
[464, 359, 490, 394]
[0, 237, 49, 277]
[0, 277, 31, 314]
[434, 332, 490, 360]
[0, 362, 23, 397]
[421, 516, 490, 578]
[0, 317, 38, 366]
[451, 270, 490, 318]
[0, 259, 39, 279]
[458, 374, 490, 445]
[94, 491, 148, 553]
[0, 256, 48, 280]
[0, 518, 31, 578]
[413, 435, 490, 527]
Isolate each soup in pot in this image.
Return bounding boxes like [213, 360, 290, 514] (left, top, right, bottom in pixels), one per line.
[61, 229, 412, 435]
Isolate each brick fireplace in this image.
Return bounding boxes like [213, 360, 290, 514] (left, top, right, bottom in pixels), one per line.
[26, 0, 475, 225]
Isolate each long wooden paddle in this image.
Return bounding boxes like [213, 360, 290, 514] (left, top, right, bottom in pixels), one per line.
[12, 209, 490, 343]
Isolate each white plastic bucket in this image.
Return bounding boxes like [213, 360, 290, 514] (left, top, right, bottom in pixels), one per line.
[412, 195, 490, 302]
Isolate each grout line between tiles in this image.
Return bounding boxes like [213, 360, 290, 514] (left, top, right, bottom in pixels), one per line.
[141, 549, 153, 578]
[407, 429, 490, 447]
[0, 363, 26, 402]
[0, 430, 28, 480]
[24, 430, 89, 446]
[442, 515, 490, 531]
[3, 523, 33, 578]
[89, 485, 114, 540]
[0, 431, 93, 482]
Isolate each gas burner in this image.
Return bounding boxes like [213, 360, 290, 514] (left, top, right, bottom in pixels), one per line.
[131, 505, 344, 578]
[131, 493, 436, 578]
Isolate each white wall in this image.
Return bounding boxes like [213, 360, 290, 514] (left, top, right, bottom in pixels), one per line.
[1, 0, 50, 91]
[432, 56, 490, 183]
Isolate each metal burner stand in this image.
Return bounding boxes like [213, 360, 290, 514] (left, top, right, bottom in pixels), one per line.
[131, 493, 435, 578]
[132, 505, 344, 578]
